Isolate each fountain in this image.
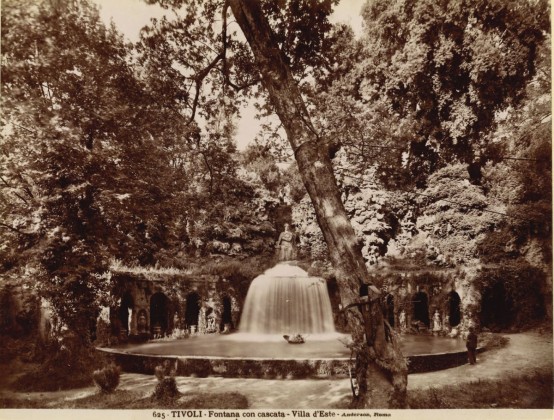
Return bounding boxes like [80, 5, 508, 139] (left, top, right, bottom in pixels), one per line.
[238, 262, 336, 337]
[99, 260, 479, 377]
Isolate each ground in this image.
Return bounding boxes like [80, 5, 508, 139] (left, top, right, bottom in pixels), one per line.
[0, 331, 552, 409]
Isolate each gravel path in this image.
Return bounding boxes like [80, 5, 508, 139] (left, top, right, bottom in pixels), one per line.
[408, 331, 553, 391]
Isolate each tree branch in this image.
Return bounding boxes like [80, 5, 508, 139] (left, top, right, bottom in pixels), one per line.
[0, 222, 33, 236]
[187, 51, 225, 125]
[221, 1, 260, 92]
[12, 123, 37, 134]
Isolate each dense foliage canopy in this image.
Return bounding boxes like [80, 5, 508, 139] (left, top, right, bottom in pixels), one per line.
[0, 0, 550, 403]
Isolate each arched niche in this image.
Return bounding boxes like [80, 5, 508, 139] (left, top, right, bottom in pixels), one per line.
[480, 282, 511, 331]
[447, 291, 461, 327]
[220, 295, 233, 331]
[150, 292, 169, 336]
[185, 292, 201, 328]
[413, 291, 430, 327]
[384, 294, 395, 327]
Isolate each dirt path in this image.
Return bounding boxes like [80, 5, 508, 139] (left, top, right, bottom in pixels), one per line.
[1, 332, 551, 409]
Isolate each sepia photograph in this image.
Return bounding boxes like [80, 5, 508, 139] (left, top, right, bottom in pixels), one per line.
[0, 0, 552, 416]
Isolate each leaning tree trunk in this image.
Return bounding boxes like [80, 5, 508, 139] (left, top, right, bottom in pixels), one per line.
[229, 0, 407, 408]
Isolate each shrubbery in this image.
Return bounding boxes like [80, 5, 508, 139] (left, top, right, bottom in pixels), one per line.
[475, 262, 548, 330]
[92, 364, 121, 393]
[152, 360, 180, 402]
[13, 333, 110, 392]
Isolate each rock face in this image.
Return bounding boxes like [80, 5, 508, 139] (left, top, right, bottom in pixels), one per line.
[181, 167, 284, 261]
[293, 160, 496, 270]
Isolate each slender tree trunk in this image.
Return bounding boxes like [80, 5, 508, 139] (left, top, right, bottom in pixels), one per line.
[229, 0, 407, 408]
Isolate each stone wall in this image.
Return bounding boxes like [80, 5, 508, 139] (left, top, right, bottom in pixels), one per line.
[373, 268, 474, 335]
[109, 272, 241, 341]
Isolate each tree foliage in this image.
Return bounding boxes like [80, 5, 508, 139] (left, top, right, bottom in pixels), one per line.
[2, 0, 197, 337]
[307, 0, 549, 188]
[478, 35, 551, 268]
[1, 0, 288, 345]
[287, 0, 551, 273]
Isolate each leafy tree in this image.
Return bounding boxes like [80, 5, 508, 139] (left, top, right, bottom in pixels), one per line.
[308, 0, 549, 188]
[1, 0, 285, 356]
[413, 163, 501, 265]
[0, 0, 198, 343]
[478, 35, 551, 270]
[241, 143, 283, 193]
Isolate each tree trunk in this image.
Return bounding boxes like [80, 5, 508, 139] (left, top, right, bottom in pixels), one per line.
[228, 0, 407, 408]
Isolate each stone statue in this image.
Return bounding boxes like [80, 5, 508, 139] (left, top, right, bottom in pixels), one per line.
[399, 310, 407, 332]
[128, 307, 132, 333]
[276, 223, 296, 261]
[99, 306, 110, 323]
[432, 310, 442, 333]
[137, 311, 147, 333]
[443, 315, 450, 331]
[207, 314, 216, 333]
[198, 306, 207, 334]
[95, 306, 111, 346]
[173, 312, 180, 330]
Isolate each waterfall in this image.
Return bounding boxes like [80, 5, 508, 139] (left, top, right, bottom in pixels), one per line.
[239, 263, 336, 335]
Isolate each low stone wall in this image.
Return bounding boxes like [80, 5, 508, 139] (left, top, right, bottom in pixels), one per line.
[407, 347, 484, 374]
[98, 346, 485, 378]
[98, 349, 350, 378]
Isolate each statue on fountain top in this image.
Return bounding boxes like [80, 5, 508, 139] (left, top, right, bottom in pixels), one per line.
[276, 223, 297, 261]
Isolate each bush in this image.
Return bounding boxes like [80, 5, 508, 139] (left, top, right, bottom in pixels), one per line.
[0, 336, 33, 363]
[13, 334, 111, 392]
[152, 360, 180, 402]
[92, 364, 121, 393]
[152, 377, 180, 402]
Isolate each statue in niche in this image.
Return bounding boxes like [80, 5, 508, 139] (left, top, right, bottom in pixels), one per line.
[207, 313, 217, 333]
[198, 306, 207, 334]
[231, 296, 240, 329]
[399, 310, 407, 332]
[276, 223, 296, 261]
[127, 307, 132, 334]
[173, 312, 181, 330]
[443, 315, 450, 332]
[95, 307, 111, 346]
[137, 310, 148, 334]
[432, 310, 442, 334]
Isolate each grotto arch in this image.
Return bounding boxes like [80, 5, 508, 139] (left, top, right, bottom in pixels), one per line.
[413, 291, 430, 327]
[480, 282, 511, 331]
[220, 295, 233, 331]
[150, 292, 169, 336]
[185, 292, 201, 330]
[447, 291, 461, 327]
[385, 294, 395, 327]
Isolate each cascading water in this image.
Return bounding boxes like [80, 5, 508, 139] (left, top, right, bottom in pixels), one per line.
[238, 262, 336, 335]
